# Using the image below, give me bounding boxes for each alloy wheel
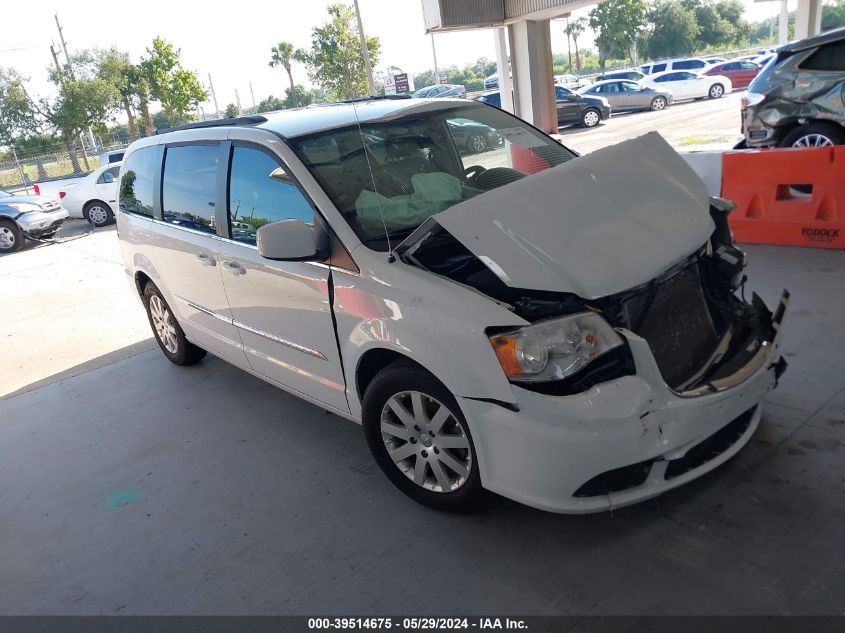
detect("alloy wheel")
[652,97,666,111]
[149,294,179,354]
[792,134,834,148]
[0,227,15,250]
[380,390,472,493]
[710,84,724,99]
[87,205,109,226]
[470,134,488,153]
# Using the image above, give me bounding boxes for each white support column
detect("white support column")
[779,0,789,45]
[494,28,514,114]
[795,0,823,40]
[509,19,557,133]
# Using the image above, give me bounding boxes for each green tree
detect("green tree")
[0,67,39,147]
[269,41,299,108]
[141,38,208,126]
[284,85,316,108]
[224,103,239,118]
[96,49,139,140]
[257,95,286,112]
[823,0,845,30]
[564,18,588,73]
[296,3,381,100]
[589,0,648,68]
[647,1,701,58]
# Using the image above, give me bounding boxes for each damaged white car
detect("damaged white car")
[117,98,788,513]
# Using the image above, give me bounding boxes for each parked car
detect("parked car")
[704,57,727,65]
[577,80,673,112]
[742,27,845,148]
[640,57,712,75]
[60,162,121,227]
[595,70,645,82]
[413,84,466,98]
[447,118,503,154]
[643,70,732,100]
[483,73,499,90]
[703,60,760,90]
[99,149,125,165]
[480,87,610,127]
[554,74,587,89]
[0,189,69,253]
[116,102,787,514]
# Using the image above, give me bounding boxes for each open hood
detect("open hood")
[410,132,714,299]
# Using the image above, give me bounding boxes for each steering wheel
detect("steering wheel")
[464,164,487,186]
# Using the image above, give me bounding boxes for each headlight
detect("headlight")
[489,312,623,382]
[741,92,765,109]
[7,202,43,214]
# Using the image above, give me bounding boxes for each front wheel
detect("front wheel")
[84,201,114,227]
[362,361,483,512]
[650,96,667,111]
[142,282,207,366]
[467,133,489,154]
[0,219,24,253]
[581,108,601,128]
[708,83,725,99]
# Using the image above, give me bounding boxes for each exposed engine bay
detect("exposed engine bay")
[402,198,783,395]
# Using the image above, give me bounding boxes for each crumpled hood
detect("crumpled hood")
[428,132,714,299]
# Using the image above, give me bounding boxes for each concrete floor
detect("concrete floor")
[1,244,844,615]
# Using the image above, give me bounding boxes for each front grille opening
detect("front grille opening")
[664,406,756,480]
[574,459,654,498]
[621,264,720,389]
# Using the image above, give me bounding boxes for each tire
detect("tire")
[708,83,725,99]
[581,108,601,128]
[0,219,24,254]
[650,96,667,111]
[362,360,483,512]
[467,133,489,154]
[780,122,845,149]
[142,282,207,366]
[84,201,114,227]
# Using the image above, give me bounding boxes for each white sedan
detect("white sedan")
[643,70,732,101]
[61,162,121,227]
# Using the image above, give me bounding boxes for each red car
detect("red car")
[704,60,761,90]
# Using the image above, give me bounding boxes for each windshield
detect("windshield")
[289,103,576,251]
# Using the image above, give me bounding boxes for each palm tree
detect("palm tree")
[565,18,587,74]
[269,42,298,108]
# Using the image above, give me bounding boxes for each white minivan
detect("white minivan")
[117,98,788,514]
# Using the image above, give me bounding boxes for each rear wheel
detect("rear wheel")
[84,201,114,227]
[0,219,23,253]
[142,282,207,366]
[650,96,667,111]
[780,122,845,148]
[708,83,725,99]
[467,133,489,154]
[581,108,601,128]
[362,361,483,512]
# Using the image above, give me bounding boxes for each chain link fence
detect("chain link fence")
[0,140,129,192]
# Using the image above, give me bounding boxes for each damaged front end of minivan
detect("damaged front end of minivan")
[395,133,788,511]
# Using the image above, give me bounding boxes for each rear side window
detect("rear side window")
[653,63,667,73]
[801,40,845,71]
[119,146,158,217]
[162,144,219,234]
[227,147,314,246]
[673,60,692,70]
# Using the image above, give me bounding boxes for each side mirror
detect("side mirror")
[257,219,320,261]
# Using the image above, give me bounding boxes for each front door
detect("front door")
[555,87,581,125]
[152,141,247,366]
[216,142,349,412]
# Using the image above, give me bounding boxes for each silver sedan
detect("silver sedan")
[578,80,673,112]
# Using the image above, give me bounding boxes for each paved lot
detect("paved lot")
[559,92,743,155]
[1,235,843,615]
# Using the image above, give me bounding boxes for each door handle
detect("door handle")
[196,253,216,266]
[222,261,246,276]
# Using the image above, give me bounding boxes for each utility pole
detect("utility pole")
[208,73,220,119]
[54,14,70,65]
[431,34,440,85]
[235,89,242,115]
[49,43,61,72]
[352,0,375,96]
[249,82,256,108]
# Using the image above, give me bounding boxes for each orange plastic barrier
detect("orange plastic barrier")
[721,146,845,249]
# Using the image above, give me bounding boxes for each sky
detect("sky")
[0,0,789,116]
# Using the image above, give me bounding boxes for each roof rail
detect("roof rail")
[155,115,268,135]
